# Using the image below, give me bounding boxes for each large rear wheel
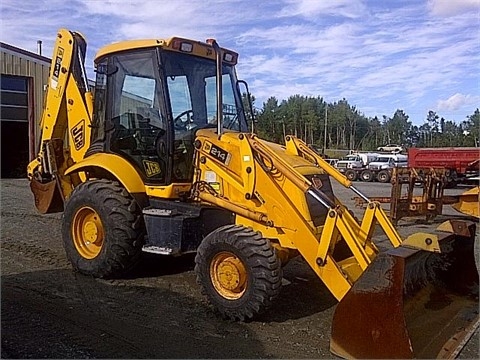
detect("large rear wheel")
[194,225,282,321]
[62,179,144,278]
[377,170,391,183]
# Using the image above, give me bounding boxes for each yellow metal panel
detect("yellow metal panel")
[452,186,479,218]
[95,39,166,61]
[95,37,238,64]
[403,232,440,252]
[65,153,145,194]
[145,184,192,198]
[65,76,93,163]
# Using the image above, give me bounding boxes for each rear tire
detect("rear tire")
[62,179,144,278]
[377,170,391,183]
[360,170,374,182]
[194,224,282,321]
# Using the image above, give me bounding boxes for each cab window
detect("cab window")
[108,49,167,183]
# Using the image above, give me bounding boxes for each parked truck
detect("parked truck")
[364,154,408,183]
[335,152,379,181]
[335,152,407,182]
[408,147,480,186]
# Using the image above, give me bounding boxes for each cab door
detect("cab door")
[104,49,170,184]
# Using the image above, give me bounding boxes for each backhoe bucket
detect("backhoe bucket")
[330,221,478,359]
[30,178,64,214]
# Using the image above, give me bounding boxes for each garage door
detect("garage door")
[1,75,31,178]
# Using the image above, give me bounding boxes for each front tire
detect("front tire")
[194,225,282,321]
[345,169,357,181]
[62,179,144,278]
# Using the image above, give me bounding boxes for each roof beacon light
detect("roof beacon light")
[180,42,193,52]
[224,53,233,62]
[172,40,193,53]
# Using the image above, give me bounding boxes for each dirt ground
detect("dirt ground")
[1,179,479,359]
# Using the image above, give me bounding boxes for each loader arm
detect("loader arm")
[27,29,93,213]
[285,136,403,248]
[193,131,399,300]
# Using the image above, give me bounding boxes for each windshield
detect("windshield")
[161,51,247,132]
[376,157,391,162]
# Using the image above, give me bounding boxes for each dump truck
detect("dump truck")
[28,29,478,358]
[408,147,480,186]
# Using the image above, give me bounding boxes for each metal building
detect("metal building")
[1,42,51,178]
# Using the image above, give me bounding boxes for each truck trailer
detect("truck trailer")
[408,147,480,186]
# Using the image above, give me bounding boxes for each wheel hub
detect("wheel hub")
[210,252,247,299]
[83,220,99,243]
[72,206,104,259]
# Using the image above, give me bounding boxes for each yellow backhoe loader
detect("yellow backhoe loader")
[28,29,479,358]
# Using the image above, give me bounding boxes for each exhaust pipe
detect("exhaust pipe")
[206,39,223,137]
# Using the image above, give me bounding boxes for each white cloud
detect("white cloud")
[436,93,480,111]
[0,0,478,124]
[278,0,368,19]
[428,0,480,16]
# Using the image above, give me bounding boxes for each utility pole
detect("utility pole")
[322,105,328,155]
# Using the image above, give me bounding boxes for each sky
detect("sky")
[1,0,479,125]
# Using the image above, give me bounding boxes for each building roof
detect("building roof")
[0,42,51,65]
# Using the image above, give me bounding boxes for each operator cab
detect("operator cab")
[89,38,248,186]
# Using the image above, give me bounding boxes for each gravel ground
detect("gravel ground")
[1,178,478,359]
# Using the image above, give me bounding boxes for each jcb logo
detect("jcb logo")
[71,120,85,151]
[143,160,161,177]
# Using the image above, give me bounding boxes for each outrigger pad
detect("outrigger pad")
[330,221,478,359]
[30,178,64,214]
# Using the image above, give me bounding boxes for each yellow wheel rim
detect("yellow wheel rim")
[210,251,248,300]
[72,206,104,259]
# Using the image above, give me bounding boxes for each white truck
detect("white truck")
[363,154,408,182]
[335,153,380,181]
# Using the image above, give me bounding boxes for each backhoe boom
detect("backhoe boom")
[28,29,93,213]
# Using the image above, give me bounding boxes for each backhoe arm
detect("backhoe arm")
[28,29,93,213]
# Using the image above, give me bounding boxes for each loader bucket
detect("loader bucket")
[330,221,478,359]
[452,186,479,219]
[30,178,64,214]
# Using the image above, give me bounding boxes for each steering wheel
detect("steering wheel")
[174,109,194,130]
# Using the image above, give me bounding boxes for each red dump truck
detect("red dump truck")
[408,147,480,186]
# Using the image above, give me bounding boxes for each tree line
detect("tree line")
[243,94,479,151]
